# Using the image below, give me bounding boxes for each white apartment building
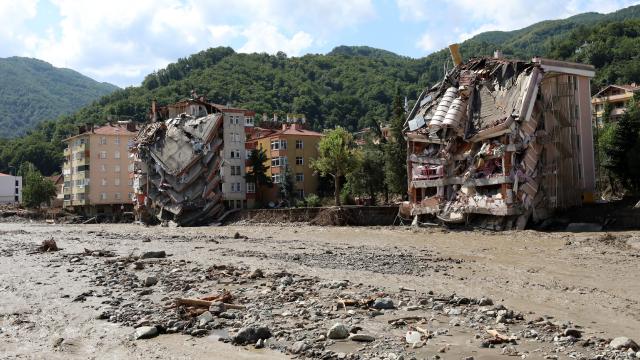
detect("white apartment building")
[0,173,22,204]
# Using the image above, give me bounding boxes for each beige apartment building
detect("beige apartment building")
[62,123,137,215]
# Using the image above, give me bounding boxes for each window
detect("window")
[114,192,121,200]
[100,192,107,200]
[296,156,303,165]
[99,151,107,159]
[297,189,304,199]
[115,136,120,145]
[296,173,304,182]
[296,140,303,149]
[230,165,241,176]
[232,133,241,142]
[271,156,288,167]
[235,200,241,208]
[100,136,107,145]
[271,174,282,184]
[230,150,240,159]
[114,178,120,186]
[114,165,121,173]
[246,150,252,160]
[245,117,254,126]
[114,151,120,159]
[101,164,106,172]
[101,178,107,186]
[270,139,287,150]
[128,179,133,186]
[230,182,242,192]
[247,182,256,193]
[75,179,84,188]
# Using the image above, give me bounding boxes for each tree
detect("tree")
[245,148,272,207]
[279,165,295,205]
[21,162,56,208]
[311,127,360,206]
[604,100,640,192]
[384,95,408,197]
[345,140,385,204]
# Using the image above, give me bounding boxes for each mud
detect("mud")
[0,222,638,359]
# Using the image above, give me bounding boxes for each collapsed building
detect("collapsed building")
[402,50,596,229]
[131,99,254,226]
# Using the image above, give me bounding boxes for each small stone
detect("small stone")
[372,297,394,310]
[327,323,349,340]
[280,276,293,286]
[464,357,474,360]
[198,311,214,326]
[249,269,264,279]
[131,262,144,270]
[563,328,582,338]
[610,337,639,351]
[209,301,226,316]
[438,346,446,353]
[232,325,271,345]
[140,250,166,259]
[143,276,158,287]
[349,334,375,342]
[291,341,309,354]
[478,298,493,306]
[134,326,158,340]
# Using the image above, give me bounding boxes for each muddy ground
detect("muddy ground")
[0,221,639,359]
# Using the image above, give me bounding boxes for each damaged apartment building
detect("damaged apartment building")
[402,48,596,229]
[131,98,255,226]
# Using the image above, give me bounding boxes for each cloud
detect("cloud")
[405,0,640,55]
[4,0,376,87]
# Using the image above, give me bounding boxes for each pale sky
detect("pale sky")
[0,0,637,87]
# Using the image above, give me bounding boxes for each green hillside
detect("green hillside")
[0,57,119,137]
[3,4,640,176]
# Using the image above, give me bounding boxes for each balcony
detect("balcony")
[72,143,87,152]
[63,148,71,156]
[73,185,89,194]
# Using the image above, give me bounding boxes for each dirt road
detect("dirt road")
[0,222,638,359]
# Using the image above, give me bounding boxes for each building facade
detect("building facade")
[591,84,640,126]
[0,173,22,204]
[62,123,137,215]
[250,123,323,206]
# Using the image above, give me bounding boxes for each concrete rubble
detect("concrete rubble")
[131,111,225,226]
[402,52,596,229]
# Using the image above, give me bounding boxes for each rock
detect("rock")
[131,262,144,270]
[372,297,394,310]
[140,251,166,259]
[209,301,225,316]
[327,323,349,340]
[438,346,447,353]
[198,311,214,327]
[291,341,309,354]
[143,276,158,287]
[349,334,375,342]
[464,357,474,360]
[255,338,265,349]
[134,326,158,340]
[478,298,493,306]
[610,337,639,351]
[501,346,518,356]
[249,268,264,279]
[564,328,582,338]
[233,232,242,239]
[191,329,207,337]
[280,276,293,286]
[232,325,272,345]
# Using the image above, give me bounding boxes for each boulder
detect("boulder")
[610,337,639,351]
[372,297,394,310]
[327,323,349,339]
[134,326,158,340]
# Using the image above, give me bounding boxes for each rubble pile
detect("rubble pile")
[132,112,225,226]
[55,249,634,360]
[404,56,594,229]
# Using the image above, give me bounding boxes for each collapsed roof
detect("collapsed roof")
[403,56,595,229]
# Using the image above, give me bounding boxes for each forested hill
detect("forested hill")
[0,57,119,138]
[3,4,640,176]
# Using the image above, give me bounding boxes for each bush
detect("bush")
[304,194,321,207]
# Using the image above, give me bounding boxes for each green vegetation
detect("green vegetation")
[311,127,360,206]
[0,57,118,137]
[20,162,57,208]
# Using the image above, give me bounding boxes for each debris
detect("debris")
[372,297,394,309]
[36,239,59,252]
[349,334,375,342]
[83,248,116,257]
[232,325,271,345]
[143,276,158,287]
[291,341,310,354]
[609,337,639,351]
[134,326,159,340]
[140,251,166,259]
[327,323,350,339]
[564,328,582,338]
[405,331,421,344]
[404,54,596,229]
